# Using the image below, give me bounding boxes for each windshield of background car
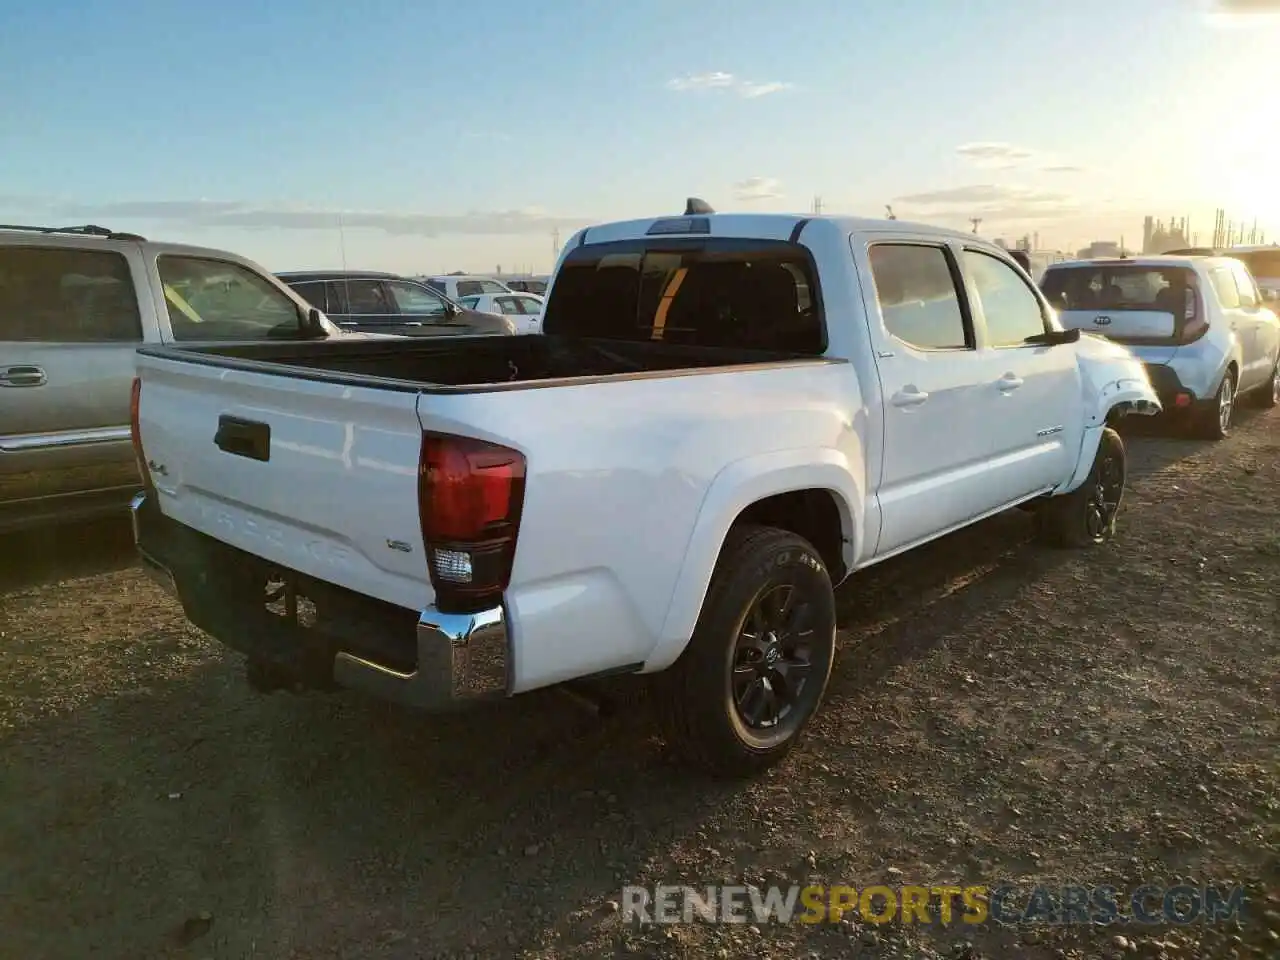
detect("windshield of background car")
[541,237,824,353]
[1040,265,1192,313]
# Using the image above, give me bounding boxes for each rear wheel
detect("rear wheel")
[1193,369,1235,440]
[655,525,836,778]
[1035,427,1126,549]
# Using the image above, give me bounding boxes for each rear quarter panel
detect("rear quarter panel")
[421,360,867,691]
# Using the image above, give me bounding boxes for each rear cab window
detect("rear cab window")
[1040,263,1196,343]
[540,237,825,353]
[0,246,142,342]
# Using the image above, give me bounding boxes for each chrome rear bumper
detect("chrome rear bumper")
[333,605,509,708]
[129,490,509,710]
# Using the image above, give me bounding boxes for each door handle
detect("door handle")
[0,365,47,387]
[891,387,929,408]
[997,374,1024,392]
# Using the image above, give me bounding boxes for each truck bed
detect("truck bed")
[136,335,824,393]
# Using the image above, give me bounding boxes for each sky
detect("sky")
[2,0,1279,274]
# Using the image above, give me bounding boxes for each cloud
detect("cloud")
[892,184,1079,222]
[1042,164,1083,173]
[667,72,792,98]
[1214,0,1280,12]
[955,142,1035,170]
[4,196,591,238]
[733,177,783,202]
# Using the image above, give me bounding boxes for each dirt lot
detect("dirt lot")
[2,410,1278,960]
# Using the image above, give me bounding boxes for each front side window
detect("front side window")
[867,243,969,350]
[387,280,448,318]
[962,250,1047,346]
[517,296,544,315]
[1209,268,1240,309]
[340,279,394,315]
[542,237,824,352]
[0,246,142,343]
[158,256,302,341]
[1230,262,1259,307]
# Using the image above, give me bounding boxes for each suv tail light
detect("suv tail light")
[130,377,152,488]
[1180,281,1209,343]
[418,432,526,613]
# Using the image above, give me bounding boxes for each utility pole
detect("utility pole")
[885,205,896,220]
[551,227,560,260]
[811,195,823,214]
[969,217,982,235]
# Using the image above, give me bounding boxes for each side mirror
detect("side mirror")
[1025,327,1081,347]
[444,301,460,317]
[303,306,330,338]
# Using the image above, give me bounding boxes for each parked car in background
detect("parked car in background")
[1040,255,1280,438]
[0,222,350,533]
[278,271,515,337]
[421,274,512,300]
[504,276,549,295]
[457,291,544,334]
[130,202,1161,777]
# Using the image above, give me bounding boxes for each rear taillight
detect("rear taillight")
[418,432,526,613]
[130,377,152,488]
[1180,282,1209,343]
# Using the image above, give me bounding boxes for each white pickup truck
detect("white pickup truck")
[129,203,1161,776]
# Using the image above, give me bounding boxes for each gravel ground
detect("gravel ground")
[1,409,1278,960]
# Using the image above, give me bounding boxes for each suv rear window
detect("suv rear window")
[541,238,824,353]
[1040,265,1191,314]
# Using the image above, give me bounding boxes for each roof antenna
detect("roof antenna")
[684,197,715,215]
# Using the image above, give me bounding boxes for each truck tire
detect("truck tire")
[1034,427,1125,549]
[655,524,837,778]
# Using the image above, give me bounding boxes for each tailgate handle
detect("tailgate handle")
[214,415,271,462]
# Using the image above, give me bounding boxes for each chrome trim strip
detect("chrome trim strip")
[333,603,510,709]
[0,425,130,453]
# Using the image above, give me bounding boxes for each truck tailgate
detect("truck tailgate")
[134,351,431,612]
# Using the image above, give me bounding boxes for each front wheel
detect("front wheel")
[1035,427,1126,549]
[655,525,837,778]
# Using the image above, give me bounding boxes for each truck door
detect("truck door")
[957,246,1080,501]
[854,239,1004,557]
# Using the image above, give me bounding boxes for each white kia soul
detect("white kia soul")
[1040,255,1280,439]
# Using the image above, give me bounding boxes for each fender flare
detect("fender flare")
[644,448,863,673]
[1059,378,1160,494]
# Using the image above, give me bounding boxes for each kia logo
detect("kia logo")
[1093,315,1112,326]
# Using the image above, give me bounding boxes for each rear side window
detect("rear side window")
[0,246,142,342]
[1040,265,1191,313]
[542,238,824,353]
[867,243,969,350]
[1208,268,1240,309]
